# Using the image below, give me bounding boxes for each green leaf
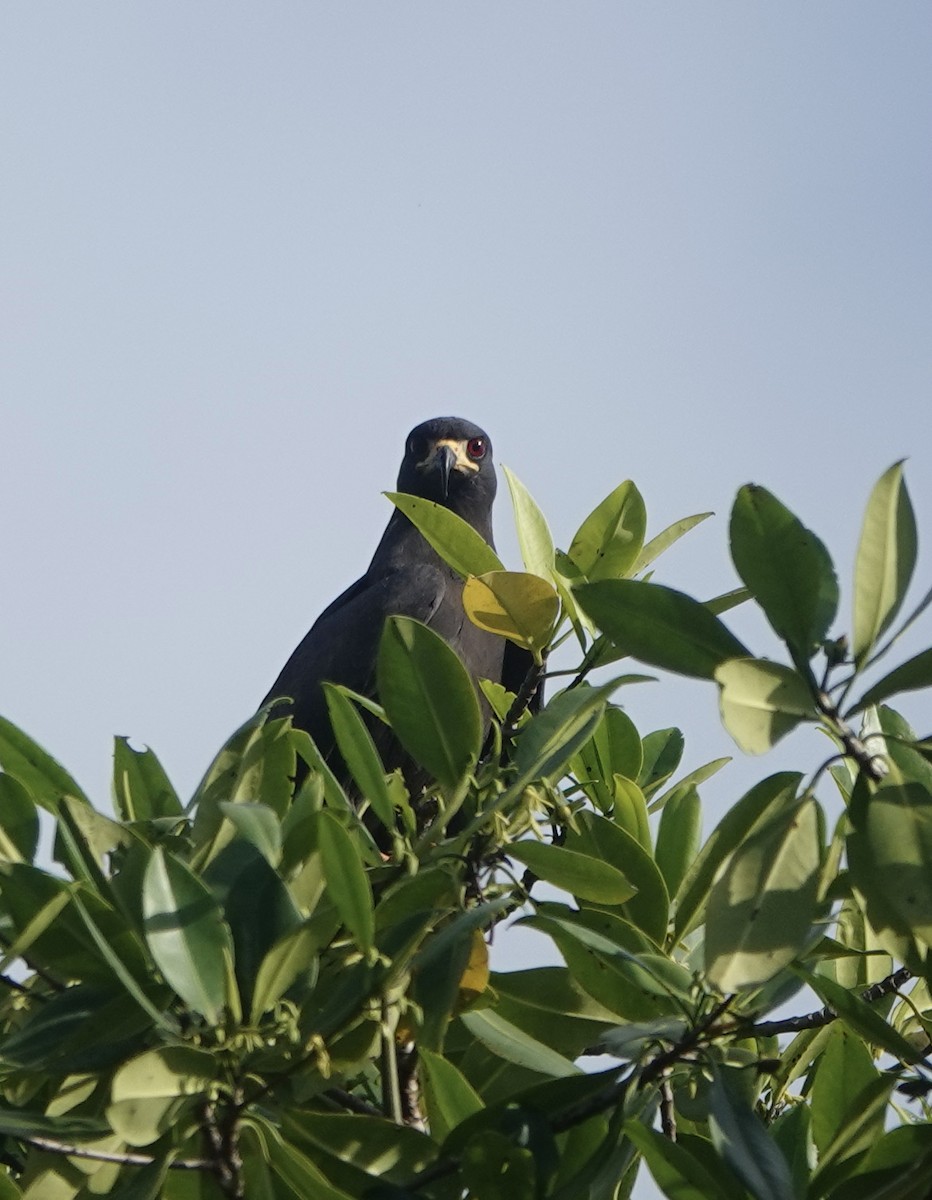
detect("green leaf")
[250,924,321,1022]
[637,727,685,797]
[633,512,713,575]
[322,684,395,829]
[730,483,838,665]
[852,461,917,665]
[112,738,182,822]
[705,586,753,616]
[386,491,504,576]
[848,646,932,715]
[708,1069,796,1200]
[512,684,615,784]
[811,1022,884,1155]
[715,657,818,754]
[705,797,822,991]
[316,809,374,953]
[377,616,482,794]
[565,811,669,945]
[577,579,749,680]
[848,769,932,949]
[625,1122,745,1200]
[142,847,233,1022]
[217,801,281,865]
[0,714,89,811]
[108,1047,215,1147]
[460,1008,581,1078]
[419,1047,484,1140]
[508,841,636,904]
[503,464,556,579]
[655,786,701,897]
[567,480,647,581]
[799,966,922,1064]
[463,570,559,656]
[0,773,39,862]
[673,771,803,941]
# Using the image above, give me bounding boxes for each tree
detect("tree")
[0,462,930,1200]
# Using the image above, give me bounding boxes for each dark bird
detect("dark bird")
[262,417,533,790]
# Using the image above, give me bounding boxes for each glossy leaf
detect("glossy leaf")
[378,616,481,793]
[852,461,917,665]
[142,848,233,1022]
[508,841,636,904]
[567,479,646,581]
[316,809,374,953]
[705,797,822,990]
[715,657,818,754]
[577,579,748,680]
[463,570,559,656]
[385,491,504,576]
[730,484,838,664]
[503,464,555,579]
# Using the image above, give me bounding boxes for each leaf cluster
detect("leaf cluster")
[0,464,929,1199]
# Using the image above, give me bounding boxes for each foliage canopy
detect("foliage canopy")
[0,461,931,1199]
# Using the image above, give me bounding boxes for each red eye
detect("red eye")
[466,437,487,460]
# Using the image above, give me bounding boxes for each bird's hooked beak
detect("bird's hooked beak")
[436,444,457,498]
[418,438,479,498]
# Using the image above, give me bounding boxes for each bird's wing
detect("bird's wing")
[261,563,447,751]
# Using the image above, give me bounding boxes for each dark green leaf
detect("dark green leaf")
[577,579,748,680]
[113,737,182,821]
[316,809,374,953]
[323,684,395,829]
[142,848,233,1022]
[848,646,932,715]
[512,683,614,783]
[0,714,89,811]
[730,483,838,664]
[460,1009,581,1078]
[378,616,481,794]
[419,1047,484,1140]
[708,1069,796,1200]
[0,773,39,862]
[655,786,701,897]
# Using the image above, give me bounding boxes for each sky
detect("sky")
[2,4,931,1178]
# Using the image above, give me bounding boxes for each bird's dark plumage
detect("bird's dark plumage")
[262,417,531,787]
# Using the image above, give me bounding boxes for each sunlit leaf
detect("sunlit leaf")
[0,715,89,812]
[567,480,646,581]
[852,461,917,665]
[386,491,503,576]
[503,465,556,579]
[633,512,713,575]
[463,571,559,656]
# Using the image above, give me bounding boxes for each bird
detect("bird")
[261,416,534,795]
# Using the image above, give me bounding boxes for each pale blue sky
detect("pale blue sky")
[4,1,931,820]
[3,9,932,1145]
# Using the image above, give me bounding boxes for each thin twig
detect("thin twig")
[740,966,915,1039]
[20,1135,208,1171]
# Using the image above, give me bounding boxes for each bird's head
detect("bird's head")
[397,418,497,518]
